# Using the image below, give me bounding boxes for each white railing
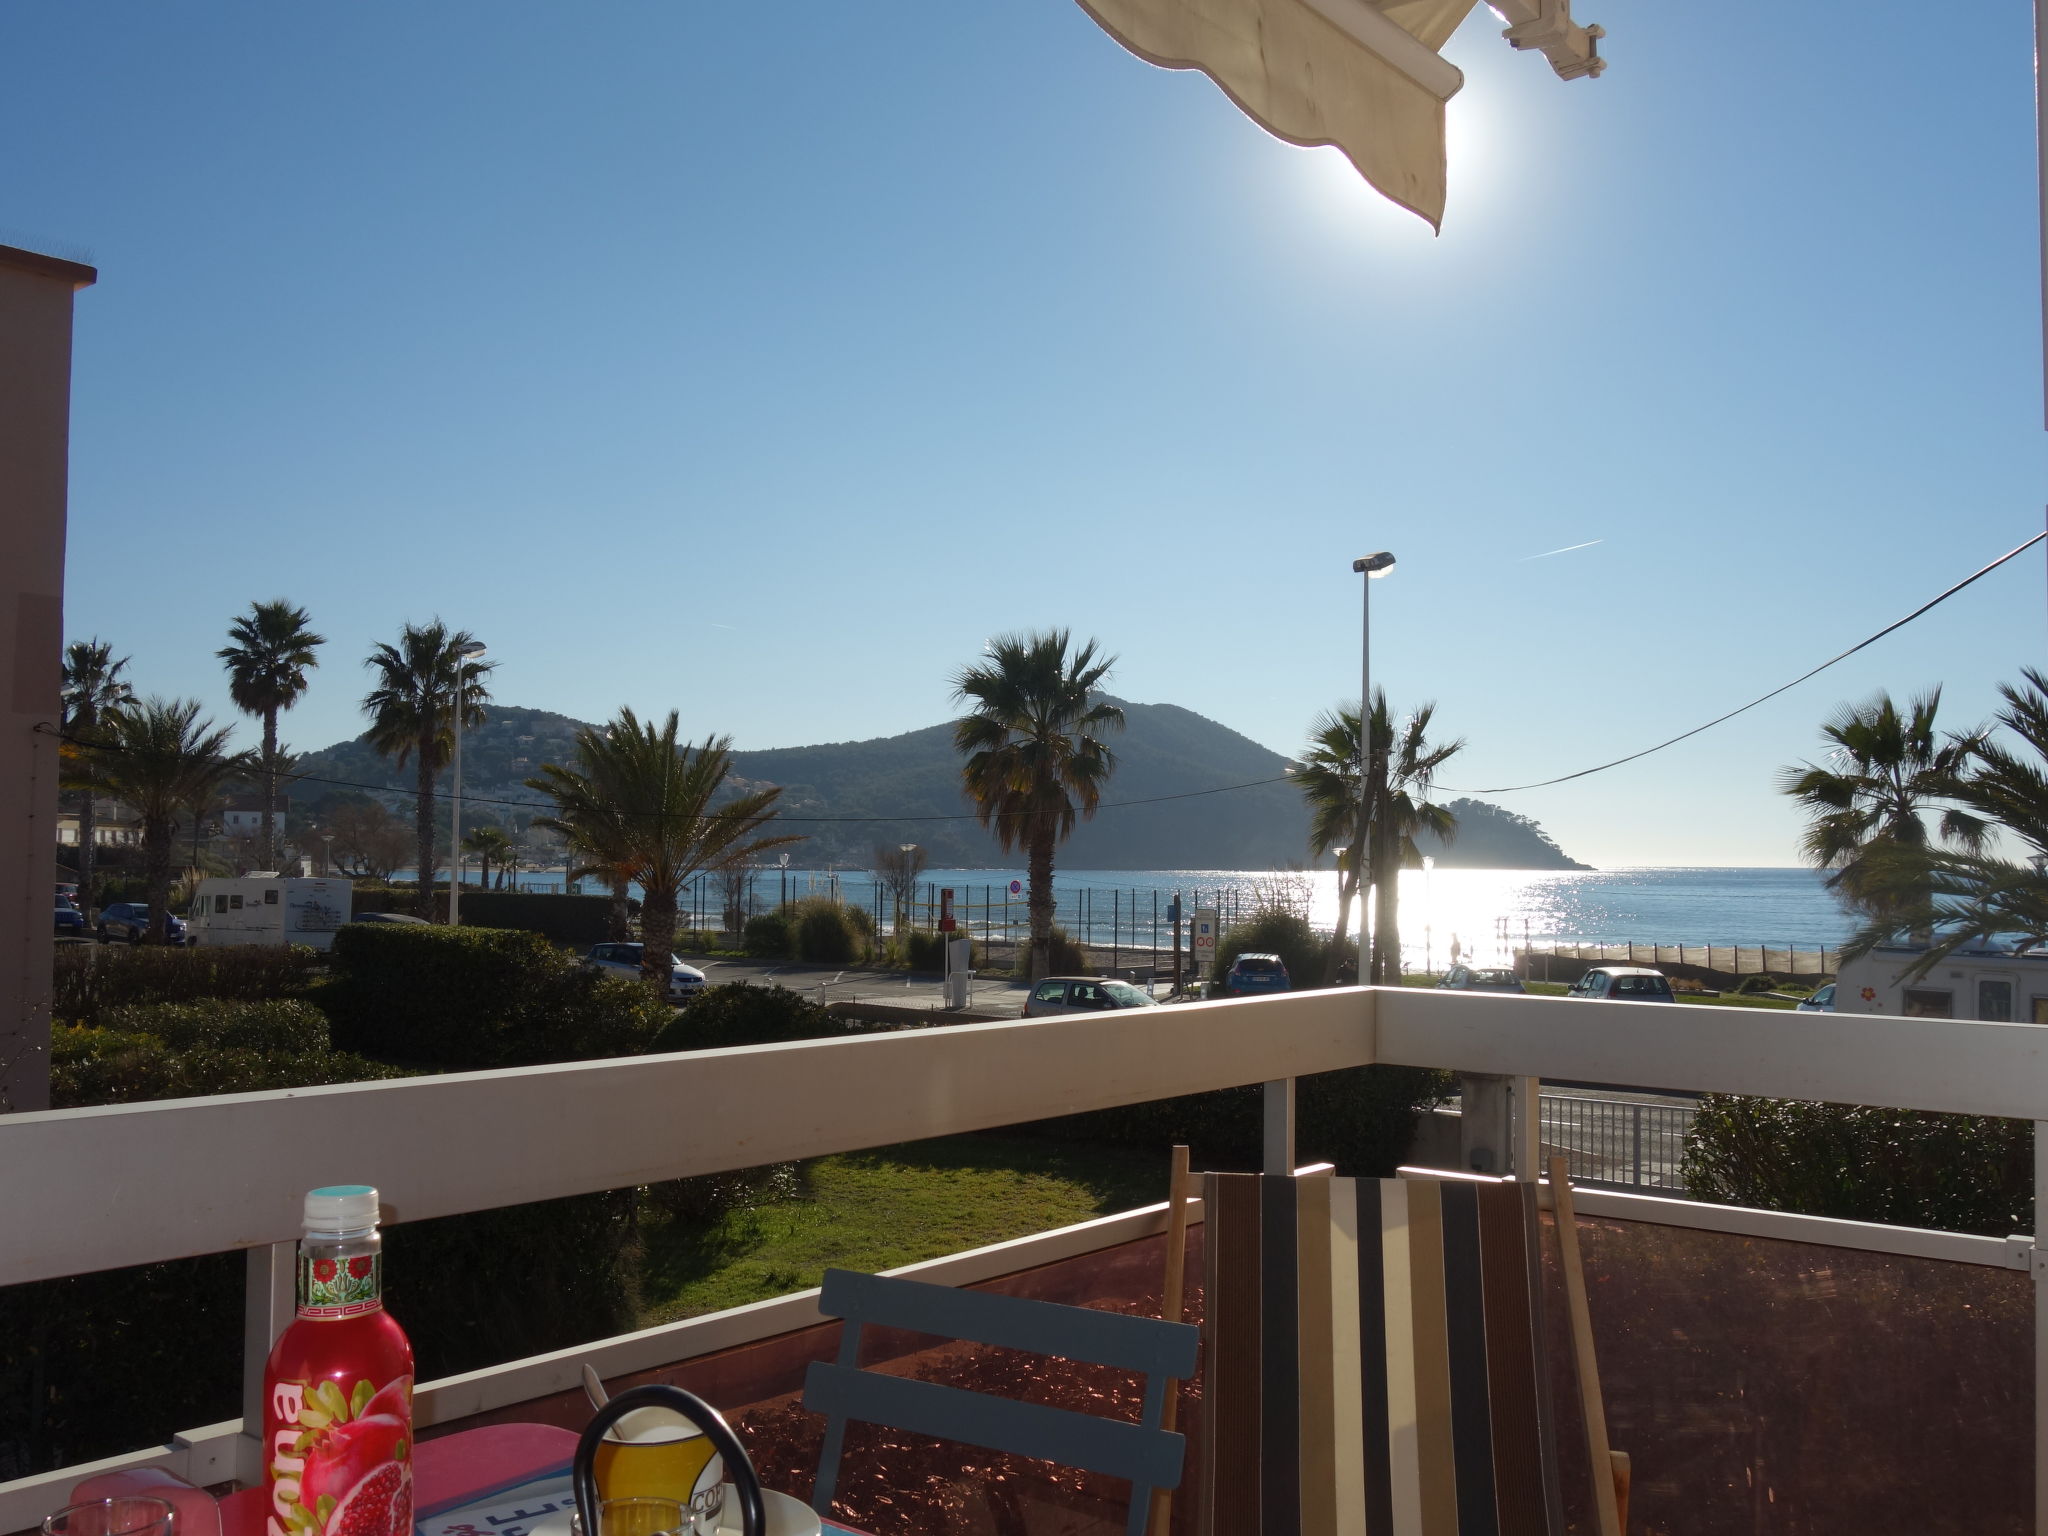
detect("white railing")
[4,986,2046,1531]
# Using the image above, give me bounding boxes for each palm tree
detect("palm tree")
[1845,670,2048,971]
[59,639,132,913]
[1362,692,1462,985]
[953,630,1123,982]
[1780,689,1986,920]
[362,622,495,919]
[529,709,799,985]
[91,698,250,942]
[1294,706,1368,984]
[463,825,513,890]
[218,600,325,872]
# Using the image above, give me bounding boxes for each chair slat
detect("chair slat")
[804,1361,1188,1487]
[817,1267,1198,1378]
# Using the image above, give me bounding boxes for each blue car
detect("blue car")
[1222,952,1291,996]
[97,903,188,944]
[54,905,85,936]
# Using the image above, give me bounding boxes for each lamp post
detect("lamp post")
[1352,551,1395,985]
[448,639,488,926]
[899,843,917,937]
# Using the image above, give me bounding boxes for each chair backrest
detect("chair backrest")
[1200,1173,1567,1536]
[804,1267,1201,1536]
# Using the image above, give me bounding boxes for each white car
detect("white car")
[584,942,707,1001]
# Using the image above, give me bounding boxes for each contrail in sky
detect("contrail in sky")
[1519,538,1604,561]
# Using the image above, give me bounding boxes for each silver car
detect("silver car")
[1565,966,1674,1002]
[1023,976,1159,1018]
[583,942,707,1000]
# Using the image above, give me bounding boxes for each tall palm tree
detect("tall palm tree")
[59,639,132,913]
[91,698,250,942]
[463,825,513,890]
[1363,692,1463,985]
[1780,689,1986,920]
[953,630,1123,982]
[1294,705,1367,984]
[1845,669,2048,970]
[529,710,798,985]
[218,600,325,872]
[362,622,495,919]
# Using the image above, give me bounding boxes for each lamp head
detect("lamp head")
[1352,552,1396,577]
[455,640,489,658]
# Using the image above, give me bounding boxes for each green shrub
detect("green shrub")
[451,891,615,945]
[348,882,426,917]
[1005,926,1084,977]
[1025,1065,1450,1178]
[98,998,331,1055]
[1210,910,1330,993]
[743,910,792,958]
[788,898,870,965]
[1682,1096,2033,1237]
[649,983,839,1052]
[53,944,324,1027]
[903,929,978,973]
[323,923,669,1067]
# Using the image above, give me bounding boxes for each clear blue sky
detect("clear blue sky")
[7,1,2044,868]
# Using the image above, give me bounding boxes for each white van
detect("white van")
[188,877,353,950]
[1833,943,2048,1024]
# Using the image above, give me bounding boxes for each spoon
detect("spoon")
[580,1363,609,1412]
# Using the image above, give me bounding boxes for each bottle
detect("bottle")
[262,1186,415,1536]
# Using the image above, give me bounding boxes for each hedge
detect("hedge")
[649,984,842,1053]
[53,944,323,1027]
[322,923,670,1068]
[1682,1096,2033,1237]
[446,891,616,946]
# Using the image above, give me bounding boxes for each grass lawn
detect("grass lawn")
[635,1132,1170,1325]
[1517,979,1799,1008]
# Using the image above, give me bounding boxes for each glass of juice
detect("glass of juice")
[591,1407,724,1530]
[44,1500,175,1536]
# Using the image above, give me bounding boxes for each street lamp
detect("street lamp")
[1352,551,1395,985]
[448,639,488,926]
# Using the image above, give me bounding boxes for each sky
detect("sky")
[6,1,2045,869]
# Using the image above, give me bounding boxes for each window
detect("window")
[229,894,243,910]
[1031,982,1067,1003]
[214,896,228,913]
[1072,983,1109,1007]
[1903,989,1953,1019]
[264,889,279,904]
[2033,997,2048,1026]
[1977,980,2015,1023]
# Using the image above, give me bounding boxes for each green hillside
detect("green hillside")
[287,700,1588,871]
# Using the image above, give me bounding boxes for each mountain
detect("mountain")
[287,701,1589,871]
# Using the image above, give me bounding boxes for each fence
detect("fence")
[1539,1092,1696,1193]
[1517,940,1839,977]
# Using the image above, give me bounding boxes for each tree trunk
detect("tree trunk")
[1321,856,1357,986]
[143,817,174,944]
[609,876,633,942]
[415,744,437,921]
[1371,822,1400,985]
[78,788,97,917]
[640,885,678,990]
[261,708,279,873]
[1027,827,1056,982]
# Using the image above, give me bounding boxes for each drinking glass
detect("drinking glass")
[592,1406,723,1530]
[44,1499,176,1536]
[571,1497,699,1536]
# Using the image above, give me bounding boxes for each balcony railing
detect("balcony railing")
[2,987,2043,1532]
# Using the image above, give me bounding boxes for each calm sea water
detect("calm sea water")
[502,864,1853,967]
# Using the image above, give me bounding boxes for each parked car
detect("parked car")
[1796,982,1837,1013]
[583,942,707,1000]
[1220,952,1291,996]
[1565,965,1674,1003]
[96,903,187,944]
[1437,966,1526,993]
[55,883,79,909]
[55,905,85,936]
[350,911,431,925]
[1023,977,1159,1018]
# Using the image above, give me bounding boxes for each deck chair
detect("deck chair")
[804,1266,1203,1536]
[1197,1164,1630,1536]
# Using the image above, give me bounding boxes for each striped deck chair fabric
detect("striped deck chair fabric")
[1199,1173,1567,1536]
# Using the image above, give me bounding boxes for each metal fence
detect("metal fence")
[1519,941,1838,977]
[1539,1092,1696,1193]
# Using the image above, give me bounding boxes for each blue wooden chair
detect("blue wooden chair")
[804,1267,1201,1536]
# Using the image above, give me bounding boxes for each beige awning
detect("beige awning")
[1074,0,1604,229]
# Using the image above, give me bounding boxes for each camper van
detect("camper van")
[1833,943,2048,1024]
[187,876,353,950]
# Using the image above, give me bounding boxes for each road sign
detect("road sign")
[1166,898,1181,924]
[938,888,957,932]
[1193,908,1219,953]
[1008,879,1022,896]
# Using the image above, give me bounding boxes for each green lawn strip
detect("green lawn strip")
[1518,980,1798,1008]
[636,1132,1168,1324]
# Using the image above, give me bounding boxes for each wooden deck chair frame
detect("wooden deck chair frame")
[1191,1159,1630,1536]
[804,1266,1202,1536]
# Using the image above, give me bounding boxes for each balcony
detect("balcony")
[2,987,2040,1534]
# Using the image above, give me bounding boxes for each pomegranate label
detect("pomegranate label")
[300,1254,383,1319]
[269,1373,413,1536]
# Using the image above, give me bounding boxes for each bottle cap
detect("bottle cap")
[303,1185,380,1233]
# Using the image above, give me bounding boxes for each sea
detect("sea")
[489,865,1855,970]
